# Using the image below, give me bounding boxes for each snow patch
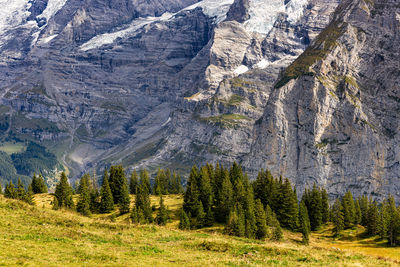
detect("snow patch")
[396,13,400,23]
[243,0,308,35]
[234,65,249,75]
[0,0,31,40]
[184,0,234,23]
[37,0,67,21]
[162,117,171,127]
[255,59,270,69]
[41,34,58,44]
[80,12,174,51]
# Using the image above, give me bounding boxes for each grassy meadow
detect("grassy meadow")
[0,194,399,266]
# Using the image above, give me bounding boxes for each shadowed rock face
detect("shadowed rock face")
[1,0,399,201]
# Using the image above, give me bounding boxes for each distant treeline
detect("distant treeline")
[1,163,399,246]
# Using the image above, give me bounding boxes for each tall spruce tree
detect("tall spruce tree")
[299,201,311,245]
[99,174,114,213]
[77,176,91,216]
[129,170,139,195]
[366,200,379,235]
[4,181,16,199]
[386,196,400,246]
[183,165,200,217]
[119,178,131,214]
[254,199,268,240]
[16,178,26,201]
[354,199,362,225]
[108,165,127,205]
[214,169,233,223]
[226,203,245,237]
[271,212,283,241]
[332,199,344,236]
[342,191,355,228]
[134,175,152,223]
[179,209,190,230]
[155,194,168,225]
[321,189,330,224]
[31,174,48,194]
[54,172,74,209]
[278,178,298,231]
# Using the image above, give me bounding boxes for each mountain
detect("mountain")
[0,0,398,200]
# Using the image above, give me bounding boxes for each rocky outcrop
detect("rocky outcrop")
[1,0,399,202]
[243,0,400,201]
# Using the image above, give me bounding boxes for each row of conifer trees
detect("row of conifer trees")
[1,162,399,246]
[180,163,400,246]
[1,174,48,204]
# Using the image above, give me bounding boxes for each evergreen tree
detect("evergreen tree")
[108,165,128,205]
[277,178,298,231]
[342,191,355,228]
[119,178,131,214]
[25,184,34,205]
[183,165,200,217]
[299,201,311,245]
[244,184,257,239]
[31,174,48,194]
[99,174,114,213]
[271,212,283,241]
[195,202,206,228]
[304,184,323,231]
[77,176,91,216]
[265,204,274,227]
[214,169,233,223]
[129,170,139,194]
[140,169,151,195]
[254,199,268,240]
[359,195,369,226]
[225,203,245,237]
[155,194,168,225]
[354,199,362,225]
[332,199,344,236]
[179,209,190,230]
[386,196,400,246]
[16,178,26,201]
[135,176,152,223]
[321,188,330,223]
[378,202,389,240]
[366,200,379,236]
[53,172,74,209]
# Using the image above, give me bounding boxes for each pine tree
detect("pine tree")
[254,199,268,240]
[4,181,16,199]
[179,209,190,230]
[129,170,139,194]
[225,203,245,237]
[54,172,74,209]
[332,199,344,236]
[366,200,379,236]
[99,174,114,213]
[299,201,311,245]
[119,178,131,214]
[278,178,298,231]
[354,199,362,225]
[16,178,26,201]
[342,191,355,228]
[77,176,91,216]
[135,176,153,223]
[183,165,200,217]
[155,195,168,225]
[271,212,283,241]
[386,196,400,246]
[108,165,128,205]
[244,184,257,239]
[265,204,273,227]
[25,184,34,205]
[321,188,330,224]
[359,195,369,226]
[214,169,233,223]
[31,174,48,194]
[304,184,323,231]
[195,202,206,229]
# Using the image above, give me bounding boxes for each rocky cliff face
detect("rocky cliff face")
[0,0,398,200]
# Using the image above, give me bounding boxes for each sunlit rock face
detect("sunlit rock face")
[2,0,399,202]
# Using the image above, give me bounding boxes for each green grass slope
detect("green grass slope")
[0,195,397,266]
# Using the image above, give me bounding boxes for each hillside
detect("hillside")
[0,194,398,266]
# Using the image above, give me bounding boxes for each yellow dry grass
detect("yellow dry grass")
[0,194,397,266]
